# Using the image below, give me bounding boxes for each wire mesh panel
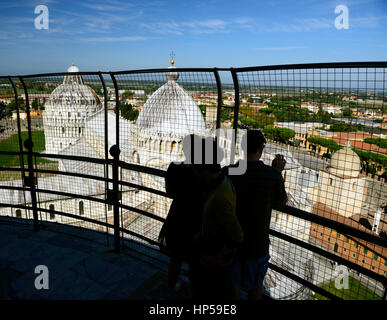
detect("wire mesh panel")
[11,70,112,233]
[267,218,385,300]
[111,68,219,169]
[19,72,106,158]
[234,64,387,299]
[111,68,222,250]
[0,76,30,222]
[0,77,24,174]
[0,63,386,300]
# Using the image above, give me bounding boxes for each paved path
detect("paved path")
[0,217,189,300]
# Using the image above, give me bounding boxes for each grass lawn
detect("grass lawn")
[0,131,56,167]
[312,276,382,300]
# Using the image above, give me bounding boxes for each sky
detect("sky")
[0,0,386,75]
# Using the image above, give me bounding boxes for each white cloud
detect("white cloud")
[261,18,333,32]
[141,22,183,35]
[81,2,135,11]
[141,17,254,35]
[253,46,309,51]
[79,36,148,42]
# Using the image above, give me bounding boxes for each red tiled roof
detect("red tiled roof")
[332,137,387,154]
[312,202,387,259]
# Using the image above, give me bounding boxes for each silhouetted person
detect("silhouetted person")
[225,129,287,300]
[189,137,244,300]
[161,135,205,291]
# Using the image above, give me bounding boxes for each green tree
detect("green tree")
[330,121,363,132]
[317,107,332,124]
[0,102,6,119]
[263,126,295,144]
[364,138,387,149]
[31,100,39,110]
[342,108,353,118]
[220,108,232,122]
[307,136,343,153]
[119,103,139,121]
[122,90,134,100]
[0,102,6,134]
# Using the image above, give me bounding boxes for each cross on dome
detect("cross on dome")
[170,51,175,65]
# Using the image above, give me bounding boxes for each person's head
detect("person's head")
[246,129,266,161]
[184,136,223,183]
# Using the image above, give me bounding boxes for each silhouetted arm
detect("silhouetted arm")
[272,170,287,210]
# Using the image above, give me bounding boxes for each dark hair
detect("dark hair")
[247,129,266,155]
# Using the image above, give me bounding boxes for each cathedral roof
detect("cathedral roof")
[136,63,205,135]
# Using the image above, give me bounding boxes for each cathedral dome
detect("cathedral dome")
[329,141,361,177]
[67,64,79,73]
[48,64,101,107]
[43,64,102,154]
[136,62,205,135]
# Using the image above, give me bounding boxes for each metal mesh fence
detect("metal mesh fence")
[0,63,386,300]
[234,65,386,299]
[111,70,221,253]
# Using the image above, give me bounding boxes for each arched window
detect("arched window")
[16,209,22,218]
[79,201,84,215]
[49,204,55,220]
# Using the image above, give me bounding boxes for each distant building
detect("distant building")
[321,104,342,115]
[274,122,324,148]
[309,143,387,277]
[11,110,27,120]
[302,103,319,113]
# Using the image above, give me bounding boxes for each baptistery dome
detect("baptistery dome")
[43,64,102,154]
[136,61,205,135]
[329,141,361,177]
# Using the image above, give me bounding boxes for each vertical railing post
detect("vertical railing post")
[230,68,240,165]
[19,76,39,231]
[230,68,240,133]
[109,73,121,252]
[110,73,120,150]
[98,72,110,240]
[8,77,25,181]
[213,68,222,129]
[108,145,121,253]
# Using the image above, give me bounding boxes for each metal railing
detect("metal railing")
[0,62,386,300]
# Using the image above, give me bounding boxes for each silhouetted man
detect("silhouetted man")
[189,137,244,300]
[161,135,205,290]
[225,129,287,300]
